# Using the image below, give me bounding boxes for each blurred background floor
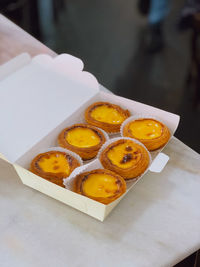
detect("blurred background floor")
[42,0,200,154]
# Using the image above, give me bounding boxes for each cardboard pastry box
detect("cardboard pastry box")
[0,53,180,221]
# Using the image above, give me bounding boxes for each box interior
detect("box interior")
[15,90,179,166]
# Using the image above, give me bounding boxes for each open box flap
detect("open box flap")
[0,53,31,81]
[0,54,99,163]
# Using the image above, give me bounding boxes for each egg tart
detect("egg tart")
[30,150,80,187]
[85,102,130,133]
[74,169,126,204]
[58,124,106,160]
[122,118,171,151]
[100,139,150,180]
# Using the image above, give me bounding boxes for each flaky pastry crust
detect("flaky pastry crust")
[30,151,80,187]
[85,102,130,133]
[100,139,150,180]
[58,124,106,160]
[123,118,171,151]
[73,169,126,204]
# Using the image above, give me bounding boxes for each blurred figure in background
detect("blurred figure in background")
[179,0,200,30]
[147,0,169,53]
[179,0,200,108]
[138,0,170,53]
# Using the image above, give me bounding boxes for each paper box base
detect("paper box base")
[13,164,123,221]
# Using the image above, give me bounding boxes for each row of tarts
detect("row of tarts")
[30,101,171,204]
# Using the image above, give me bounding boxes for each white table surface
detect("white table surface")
[0,135,200,267]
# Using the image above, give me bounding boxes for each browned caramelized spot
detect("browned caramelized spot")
[116,180,122,186]
[125,146,133,152]
[133,151,139,154]
[66,155,73,165]
[53,165,60,170]
[54,160,58,164]
[105,189,111,193]
[120,153,133,164]
[147,133,153,136]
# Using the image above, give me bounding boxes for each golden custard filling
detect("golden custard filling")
[107,141,141,169]
[66,127,100,148]
[91,105,126,124]
[82,173,120,198]
[38,153,70,175]
[129,119,163,139]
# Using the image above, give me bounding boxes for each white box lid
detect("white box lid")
[0,53,99,162]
